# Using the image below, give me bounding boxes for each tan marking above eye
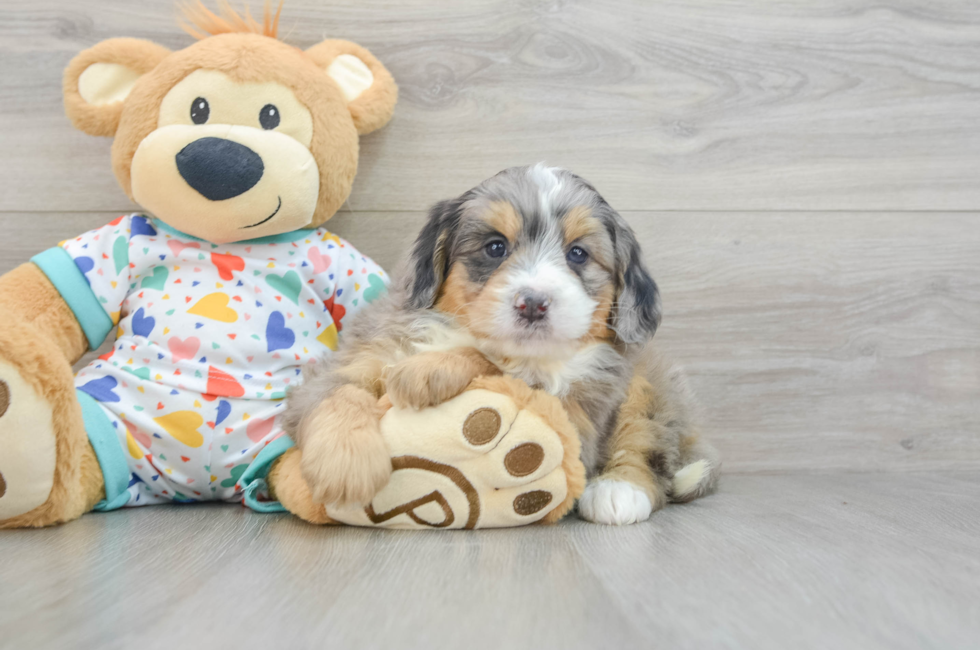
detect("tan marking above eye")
[563,206,615,272]
[562,205,599,244]
[158,69,314,147]
[484,201,522,242]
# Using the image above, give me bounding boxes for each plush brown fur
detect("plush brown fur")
[267,448,336,524]
[104,34,361,231]
[2,5,404,528]
[63,38,172,138]
[63,20,397,232]
[0,264,89,362]
[305,40,399,136]
[0,264,106,527]
[0,317,104,529]
[180,0,284,40]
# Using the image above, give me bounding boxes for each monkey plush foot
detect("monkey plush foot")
[0,321,104,528]
[271,376,586,529]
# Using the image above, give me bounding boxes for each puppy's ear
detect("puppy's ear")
[305,40,398,135]
[404,198,463,310]
[609,212,661,344]
[64,38,170,137]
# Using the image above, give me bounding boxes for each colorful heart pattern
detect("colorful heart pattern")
[131,307,155,337]
[141,266,168,290]
[168,336,200,362]
[188,293,238,323]
[265,311,295,352]
[211,252,245,281]
[308,247,331,274]
[62,214,387,507]
[265,270,301,304]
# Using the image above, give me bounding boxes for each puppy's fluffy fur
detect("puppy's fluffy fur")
[285,165,720,525]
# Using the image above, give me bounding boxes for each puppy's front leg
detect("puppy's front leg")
[297,384,392,507]
[385,348,500,410]
[578,377,667,526]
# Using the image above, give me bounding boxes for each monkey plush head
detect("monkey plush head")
[62,2,397,244]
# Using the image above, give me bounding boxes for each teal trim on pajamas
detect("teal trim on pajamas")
[31,247,114,350]
[76,389,131,511]
[240,435,296,513]
[152,217,313,245]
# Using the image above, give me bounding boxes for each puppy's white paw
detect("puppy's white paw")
[578,479,652,525]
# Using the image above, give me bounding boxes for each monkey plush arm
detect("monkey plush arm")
[1,214,151,365]
[0,262,89,364]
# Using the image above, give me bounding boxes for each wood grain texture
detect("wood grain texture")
[1,210,977,472]
[3,0,980,212]
[0,473,977,650]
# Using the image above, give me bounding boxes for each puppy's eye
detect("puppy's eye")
[260,104,280,130]
[190,97,209,124]
[567,246,589,265]
[485,240,507,258]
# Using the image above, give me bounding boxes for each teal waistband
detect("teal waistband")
[32,247,113,350]
[239,435,295,513]
[76,389,131,511]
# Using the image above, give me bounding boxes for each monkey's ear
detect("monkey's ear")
[63,38,170,137]
[305,40,398,136]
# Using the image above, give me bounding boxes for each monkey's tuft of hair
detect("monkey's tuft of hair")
[179,0,285,41]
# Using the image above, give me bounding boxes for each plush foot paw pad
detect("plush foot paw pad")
[0,362,58,520]
[324,387,575,529]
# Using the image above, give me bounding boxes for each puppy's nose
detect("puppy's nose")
[176,137,264,201]
[514,292,551,323]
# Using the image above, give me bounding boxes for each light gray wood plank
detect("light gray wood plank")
[0,473,977,649]
[568,472,980,650]
[2,210,976,472]
[3,0,980,212]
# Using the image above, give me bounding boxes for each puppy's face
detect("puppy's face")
[405,165,661,355]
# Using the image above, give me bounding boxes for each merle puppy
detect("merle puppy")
[286,165,719,525]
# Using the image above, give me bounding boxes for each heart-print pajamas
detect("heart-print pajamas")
[32,214,386,509]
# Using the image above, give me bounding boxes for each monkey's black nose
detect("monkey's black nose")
[176,137,264,201]
[515,292,551,323]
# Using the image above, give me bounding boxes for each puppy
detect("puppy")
[285,164,720,525]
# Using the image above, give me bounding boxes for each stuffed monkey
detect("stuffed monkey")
[0,4,583,530]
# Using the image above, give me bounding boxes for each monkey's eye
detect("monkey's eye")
[190,97,209,124]
[567,246,589,265]
[485,240,507,259]
[260,104,280,130]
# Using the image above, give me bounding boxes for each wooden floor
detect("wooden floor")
[1,473,978,650]
[1,1,979,648]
